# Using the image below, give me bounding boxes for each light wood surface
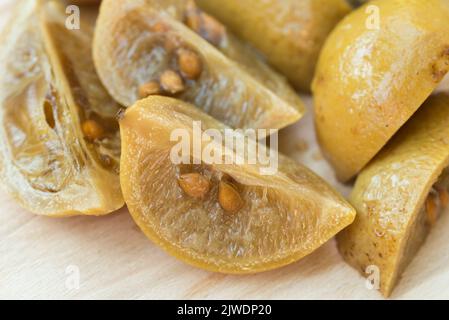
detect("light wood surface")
[1,1,449,300]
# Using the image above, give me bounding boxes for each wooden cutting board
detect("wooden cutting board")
[1,1,449,300]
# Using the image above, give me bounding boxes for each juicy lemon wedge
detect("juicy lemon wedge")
[338,93,449,296]
[94,0,304,132]
[119,96,355,273]
[313,0,449,181]
[0,0,123,216]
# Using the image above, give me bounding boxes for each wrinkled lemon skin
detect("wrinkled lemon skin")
[337,94,449,297]
[0,0,123,216]
[196,0,351,92]
[313,0,449,181]
[119,96,355,274]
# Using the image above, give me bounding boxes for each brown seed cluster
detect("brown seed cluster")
[139,70,186,99]
[139,51,203,98]
[185,0,225,47]
[82,119,104,141]
[139,13,206,100]
[178,172,244,214]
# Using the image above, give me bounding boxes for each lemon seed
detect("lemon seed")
[198,13,225,47]
[178,173,210,198]
[425,194,437,226]
[218,181,244,214]
[177,48,202,80]
[82,119,104,141]
[139,81,161,98]
[160,70,185,94]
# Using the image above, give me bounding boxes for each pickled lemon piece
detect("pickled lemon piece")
[120,96,355,273]
[0,0,123,216]
[196,0,351,91]
[313,0,449,181]
[337,94,449,296]
[94,0,304,131]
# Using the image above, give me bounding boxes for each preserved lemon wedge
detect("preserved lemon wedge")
[94,0,304,131]
[0,0,123,216]
[119,96,355,273]
[313,0,449,181]
[337,93,449,296]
